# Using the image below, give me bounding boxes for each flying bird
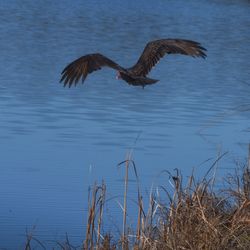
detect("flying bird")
[60,39,206,88]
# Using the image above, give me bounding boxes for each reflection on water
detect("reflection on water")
[0,0,250,248]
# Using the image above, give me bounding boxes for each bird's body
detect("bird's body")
[118,71,159,86]
[60,39,206,88]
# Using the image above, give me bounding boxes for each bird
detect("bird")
[60,38,207,88]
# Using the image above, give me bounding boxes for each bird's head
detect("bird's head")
[116,71,121,80]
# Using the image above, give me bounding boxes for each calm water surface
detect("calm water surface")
[0,0,250,248]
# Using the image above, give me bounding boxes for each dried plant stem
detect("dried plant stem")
[97,181,106,248]
[122,153,130,249]
[84,182,106,250]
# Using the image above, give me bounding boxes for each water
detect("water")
[0,0,250,248]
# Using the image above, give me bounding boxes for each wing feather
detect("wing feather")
[129,39,207,77]
[60,53,124,87]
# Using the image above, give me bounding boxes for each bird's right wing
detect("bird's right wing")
[60,53,125,87]
[129,39,207,77]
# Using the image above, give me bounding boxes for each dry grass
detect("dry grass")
[25,148,250,249]
[84,150,250,250]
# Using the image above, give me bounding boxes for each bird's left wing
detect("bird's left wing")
[60,53,125,87]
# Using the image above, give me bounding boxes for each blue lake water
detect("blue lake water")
[0,0,250,248]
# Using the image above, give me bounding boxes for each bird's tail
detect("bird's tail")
[133,77,159,86]
[143,77,159,84]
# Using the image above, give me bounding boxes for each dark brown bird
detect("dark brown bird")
[60,39,206,88]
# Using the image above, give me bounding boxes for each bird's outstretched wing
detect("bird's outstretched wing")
[60,53,125,87]
[129,39,207,77]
